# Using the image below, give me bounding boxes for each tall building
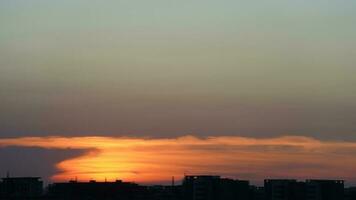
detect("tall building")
[264,179,306,200]
[306,180,344,200]
[0,177,43,199]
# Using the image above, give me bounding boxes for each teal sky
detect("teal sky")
[1,0,356,139]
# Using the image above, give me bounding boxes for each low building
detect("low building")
[219,178,250,200]
[264,179,306,200]
[249,186,264,200]
[47,180,148,200]
[0,177,43,199]
[146,185,182,200]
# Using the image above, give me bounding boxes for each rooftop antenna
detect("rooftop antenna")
[6,171,10,178]
[172,176,175,187]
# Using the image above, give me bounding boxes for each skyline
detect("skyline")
[1,0,356,188]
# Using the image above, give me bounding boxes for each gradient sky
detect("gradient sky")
[1,0,356,184]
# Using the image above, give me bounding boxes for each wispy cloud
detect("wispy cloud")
[1,136,356,184]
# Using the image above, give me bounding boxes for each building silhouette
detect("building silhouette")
[147,185,182,200]
[219,178,250,200]
[47,179,181,200]
[249,186,264,200]
[0,177,43,200]
[345,187,356,200]
[183,175,220,200]
[182,175,250,200]
[306,180,344,200]
[47,180,148,200]
[264,179,306,200]
[264,179,344,200]
[0,174,350,200]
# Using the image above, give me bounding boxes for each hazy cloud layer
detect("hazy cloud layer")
[1,136,356,185]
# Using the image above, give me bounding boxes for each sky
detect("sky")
[0,0,356,184]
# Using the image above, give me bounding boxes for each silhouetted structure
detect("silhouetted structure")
[219,178,250,200]
[183,175,220,200]
[147,185,182,200]
[47,180,148,200]
[306,180,344,200]
[0,174,350,200]
[264,179,345,200]
[0,177,43,200]
[264,179,306,200]
[345,187,356,200]
[249,186,264,200]
[182,175,250,200]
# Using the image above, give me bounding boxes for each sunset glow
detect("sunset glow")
[1,136,356,184]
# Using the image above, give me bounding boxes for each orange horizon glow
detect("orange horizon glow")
[1,135,356,183]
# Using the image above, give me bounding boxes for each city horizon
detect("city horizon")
[0,174,352,187]
[0,174,352,199]
[2,135,356,186]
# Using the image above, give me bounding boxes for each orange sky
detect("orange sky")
[1,136,356,184]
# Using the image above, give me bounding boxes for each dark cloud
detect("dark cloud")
[0,146,85,182]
